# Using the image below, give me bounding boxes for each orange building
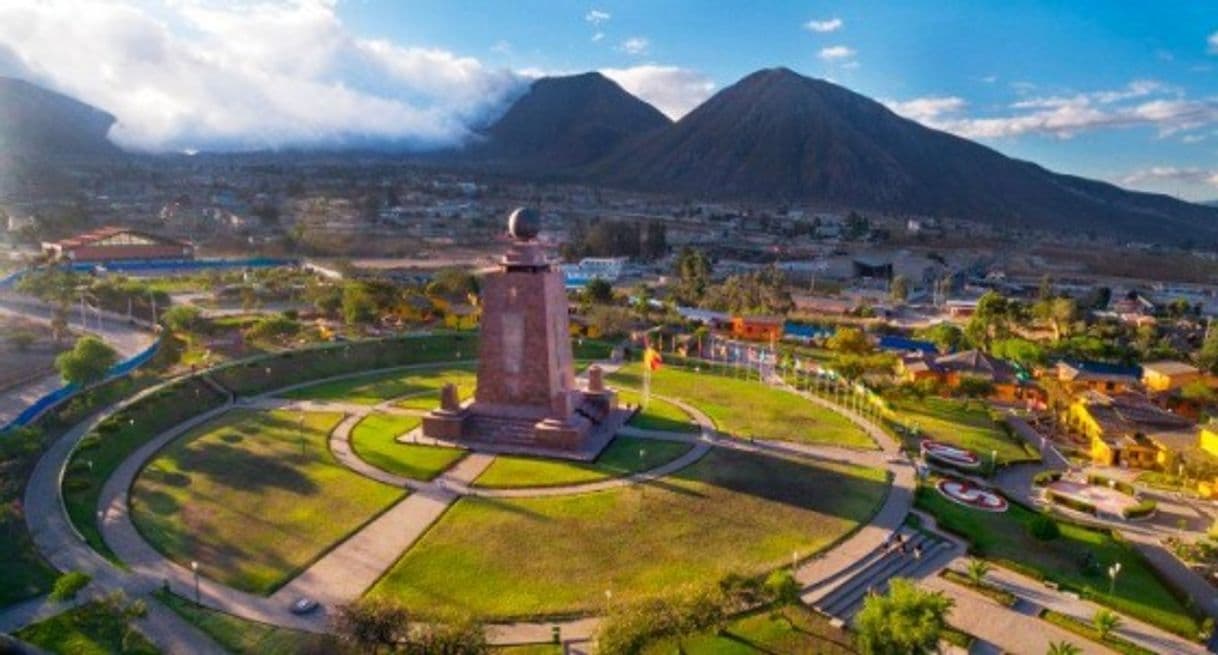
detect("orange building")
[42,226,194,262]
[730,315,784,342]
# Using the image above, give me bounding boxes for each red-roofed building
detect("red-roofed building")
[42,227,194,263]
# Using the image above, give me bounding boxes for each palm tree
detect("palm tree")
[1046,640,1082,655]
[965,558,992,586]
[1093,608,1122,639]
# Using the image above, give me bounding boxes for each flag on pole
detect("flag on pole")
[644,346,663,371]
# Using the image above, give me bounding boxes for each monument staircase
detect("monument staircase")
[463,414,539,445]
[808,528,956,621]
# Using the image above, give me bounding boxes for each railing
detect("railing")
[1,337,163,432]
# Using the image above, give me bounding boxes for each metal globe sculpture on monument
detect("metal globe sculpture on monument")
[508,206,541,241]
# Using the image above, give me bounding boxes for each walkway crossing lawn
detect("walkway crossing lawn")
[891,397,1036,465]
[154,589,335,655]
[15,601,159,655]
[369,448,889,617]
[280,364,475,406]
[607,364,875,449]
[616,388,700,433]
[641,605,857,654]
[914,485,1201,638]
[351,413,466,480]
[472,436,696,488]
[130,410,405,595]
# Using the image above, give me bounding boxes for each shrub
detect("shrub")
[49,571,91,601]
[1122,499,1157,520]
[1029,514,1061,540]
[1033,470,1063,486]
[1086,474,1136,496]
[1047,489,1097,515]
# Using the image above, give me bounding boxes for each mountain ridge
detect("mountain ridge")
[0,77,120,157]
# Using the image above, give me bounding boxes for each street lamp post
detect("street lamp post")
[1108,562,1122,595]
[191,560,200,605]
[991,449,998,474]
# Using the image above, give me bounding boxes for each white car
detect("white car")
[290,597,319,615]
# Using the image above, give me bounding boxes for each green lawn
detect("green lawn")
[891,397,1036,465]
[154,589,335,655]
[616,388,700,433]
[0,520,57,607]
[281,364,475,406]
[15,601,159,655]
[393,368,478,411]
[642,605,857,654]
[369,448,889,618]
[62,377,230,562]
[473,436,696,488]
[351,413,466,480]
[915,484,1201,638]
[607,364,874,449]
[130,410,404,594]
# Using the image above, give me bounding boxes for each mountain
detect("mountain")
[462,72,671,170]
[1205,200,1218,208]
[589,67,1218,244]
[0,77,120,156]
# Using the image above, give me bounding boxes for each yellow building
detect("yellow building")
[1066,390,1196,469]
[1141,360,1202,393]
[442,303,479,330]
[1201,422,1218,459]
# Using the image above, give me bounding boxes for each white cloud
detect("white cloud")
[491,40,511,55]
[592,32,605,43]
[804,18,843,33]
[601,65,715,119]
[884,96,967,123]
[1209,31,1218,54]
[888,80,1218,140]
[818,45,855,61]
[620,37,649,55]
[585,9,611,25]
[1119,166,1218,187]
[0,0,526,152]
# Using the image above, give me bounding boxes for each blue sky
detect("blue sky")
[1,1,1215,200]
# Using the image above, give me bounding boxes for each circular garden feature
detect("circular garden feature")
[936,478,1008,512]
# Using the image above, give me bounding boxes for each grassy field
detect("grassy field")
[369,448,889,617]
[154,589,335,654]
[915,485,1200,638]
[282,364,475,406]
[616,388,700,433]
[350,413,466,480]
[15,601,159,655]
[890,396,1035,465]
[393,368,478,410]
[642,605,857,654]
[130,410,404,594]
[62,377,230,562]
[473,436,695,488]
[607,364,874,449]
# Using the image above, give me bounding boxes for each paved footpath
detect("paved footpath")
[13,357,924,651]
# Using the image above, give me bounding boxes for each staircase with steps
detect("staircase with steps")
[463,414,539,445]
[811,529,956,621]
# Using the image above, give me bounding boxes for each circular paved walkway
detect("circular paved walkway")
[24,357,916,648]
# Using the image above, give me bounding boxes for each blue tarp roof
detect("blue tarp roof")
[878,335,940,354]
[783,323,834,339]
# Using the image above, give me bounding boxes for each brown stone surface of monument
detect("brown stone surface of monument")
[421,207,623,460]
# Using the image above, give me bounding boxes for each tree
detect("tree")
[1046,641,1083,655]
[1049,297,1079,341]
[333,598,410,654]
[1092,608,1122,640]
[673,247,712,305]
[55,336,118,386]
[916,323,968,353]
[966,291,1012,348]
[342,282,378,325]
[854,578,954,655]
[890,275,909,303]
[827,327,873,354]
[161,305,202,333]
[428,268,479,299]
[1198,324,1218,374]
[965,558,991,586]
[990,338,1044,368]
[1181,380,1216,404]
[582,278,614,305]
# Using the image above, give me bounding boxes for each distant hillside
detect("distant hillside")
[0,77,119,156]
[461,72,671,170]
[587,67,1218,245]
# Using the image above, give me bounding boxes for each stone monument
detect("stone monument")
[422,207,623,459]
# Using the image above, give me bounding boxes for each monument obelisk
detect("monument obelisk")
[422,207,622,459]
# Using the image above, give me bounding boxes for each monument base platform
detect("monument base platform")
[419,403,630,462]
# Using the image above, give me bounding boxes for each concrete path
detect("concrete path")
[0,298,155,426]
[15,355,918,651]
[923,575,1113,655]
[974,562,1209,654]
[18,380,229,653]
